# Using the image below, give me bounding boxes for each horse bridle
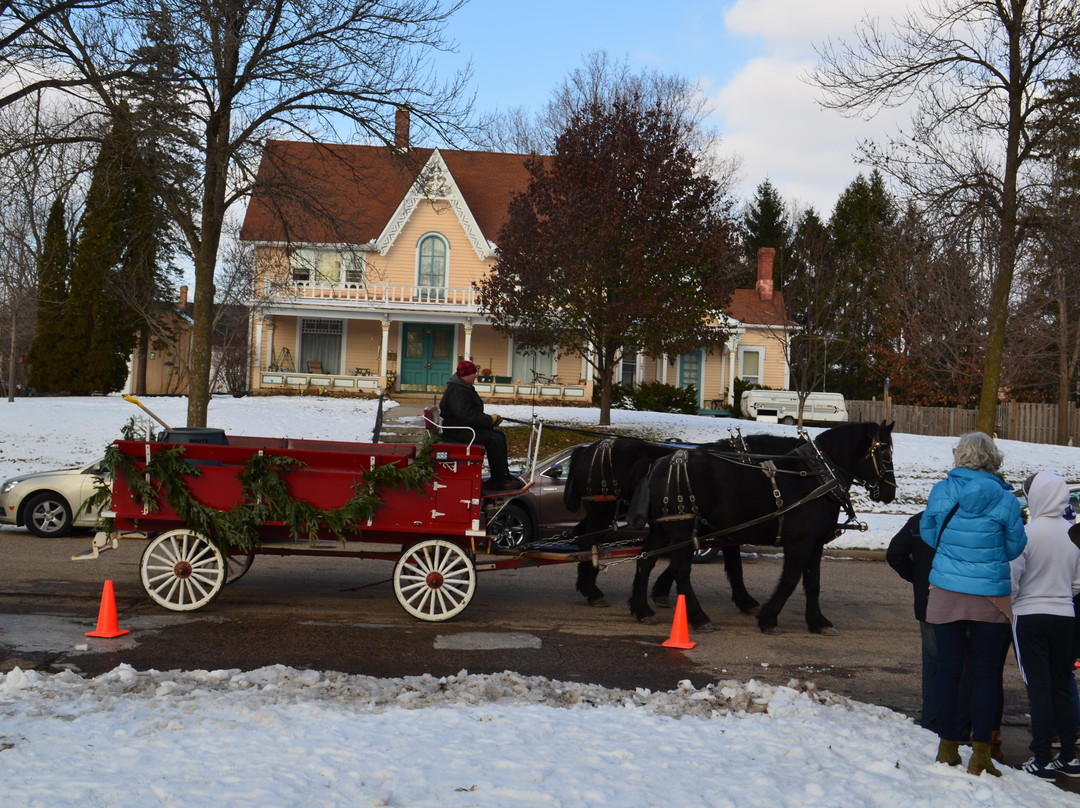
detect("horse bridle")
[856,435,896,500]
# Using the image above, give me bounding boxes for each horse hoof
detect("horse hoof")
[692,622,715,633]
[814,626,840,636]
[637,615,657,625]
[759,625,782,635]
[652,595,671,608]
[588,598,610,608]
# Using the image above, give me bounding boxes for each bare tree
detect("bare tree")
[812,0,1080,434]
[15,0,475,425]
[209,220,255,395]
[0,94,94,400]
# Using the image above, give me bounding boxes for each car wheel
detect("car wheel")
[25,492,73,537]
[781,416,796,426]
[488,502,533,550]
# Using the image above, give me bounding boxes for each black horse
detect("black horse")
[563,432,797,612]
[649,432,803,614]
[563,437,674,606]
[628,420,895,634]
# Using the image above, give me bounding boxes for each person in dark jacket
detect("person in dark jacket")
[438,360,516,490]
[887,512,971,734]
[920,431,1026,777]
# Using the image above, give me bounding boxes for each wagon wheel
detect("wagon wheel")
[140,529,226,612]
[224,552,255,584]
[393,539,476,621]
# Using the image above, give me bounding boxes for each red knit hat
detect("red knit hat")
[456,360,479,377]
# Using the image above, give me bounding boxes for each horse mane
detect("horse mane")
[563,444,587,511]
[814,421,891,466]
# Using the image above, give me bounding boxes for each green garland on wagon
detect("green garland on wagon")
[90,432,438,551]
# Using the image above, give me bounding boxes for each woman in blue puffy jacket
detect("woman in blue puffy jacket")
[920,431,1026,777]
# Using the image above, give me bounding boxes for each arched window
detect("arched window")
[417,234,448,300]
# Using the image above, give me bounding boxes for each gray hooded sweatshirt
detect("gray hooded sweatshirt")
[1010,471,1080,618]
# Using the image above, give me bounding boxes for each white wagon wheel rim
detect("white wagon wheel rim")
[393,539,476,621]
[140,529,226,612]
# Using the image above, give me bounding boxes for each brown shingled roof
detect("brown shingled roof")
[239,140,537,247]
[239,140,785,328]
[726,288,789,328]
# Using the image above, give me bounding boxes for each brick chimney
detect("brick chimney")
[756,248,775,302]
[179,285,188,308]
[394,106,410,150]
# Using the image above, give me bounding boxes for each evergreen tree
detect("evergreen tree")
[742,179,792,289]
[53,122,145,394]
[825,171,897,399]
[27,197,71,392]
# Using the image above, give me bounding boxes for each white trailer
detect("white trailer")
[740,390,848,425]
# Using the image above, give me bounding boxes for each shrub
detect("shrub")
[631,381,699,414]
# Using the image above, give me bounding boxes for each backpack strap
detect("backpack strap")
[934,502,961,550]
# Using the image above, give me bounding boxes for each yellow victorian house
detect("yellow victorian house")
[239,116,791,406]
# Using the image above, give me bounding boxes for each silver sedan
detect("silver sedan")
[0,459,108,537]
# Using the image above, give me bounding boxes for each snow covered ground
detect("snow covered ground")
[2,394,1080,806]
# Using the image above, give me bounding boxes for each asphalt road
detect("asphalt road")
[3,528,1077,793]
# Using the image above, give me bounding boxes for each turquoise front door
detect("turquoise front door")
[400,324,454,392]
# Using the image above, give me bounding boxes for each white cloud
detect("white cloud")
[712,1,921,214]
[724,0,916,49]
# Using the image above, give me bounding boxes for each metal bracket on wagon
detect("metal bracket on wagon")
[71,530,120,561]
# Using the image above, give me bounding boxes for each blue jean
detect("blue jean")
[920,620,971,734]
[934,620,1010,744]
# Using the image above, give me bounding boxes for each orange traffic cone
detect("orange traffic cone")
[662,594,696,649]
[86,580,130,638]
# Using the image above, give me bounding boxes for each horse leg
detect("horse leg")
[671,549,713,632]
[629,553,660,623]
[575,560,607,607]
[721,545,759,614]
[756,540,814,635]
[651,562,675,607]
[801,540,838,635]
[573,512,608,607]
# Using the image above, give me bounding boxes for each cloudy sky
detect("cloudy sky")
[440,0,917,215]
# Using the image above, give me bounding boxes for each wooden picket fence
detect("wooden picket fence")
[846,400,1080,447]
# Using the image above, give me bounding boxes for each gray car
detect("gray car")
[0,459,108,537]
[486,444,649,551]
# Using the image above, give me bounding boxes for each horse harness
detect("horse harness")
[648,434,865,549]
[581,437,619,503]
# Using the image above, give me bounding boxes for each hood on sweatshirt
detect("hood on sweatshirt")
[1024,471,1070,522]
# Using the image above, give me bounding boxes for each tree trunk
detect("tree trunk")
[135,328,148,396]
[6,309,15,402]
[978,10,1024,438]
[598,361,613,426]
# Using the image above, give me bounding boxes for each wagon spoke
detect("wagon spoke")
[139,530,226,612]
[393,539,476,622]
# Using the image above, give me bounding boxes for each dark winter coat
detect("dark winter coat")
[439,375,497,435]
[886,511,934,621]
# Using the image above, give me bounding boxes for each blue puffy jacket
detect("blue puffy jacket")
[920,467,1026,597]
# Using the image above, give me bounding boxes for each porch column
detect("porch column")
[379,315,390,377]
[264,315,274,370]
[661,353,669,385]
[463,317,474,360]
[726,333,741,406]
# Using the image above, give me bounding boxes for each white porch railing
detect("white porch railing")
[260,279,479,308]
[256,370,590,401]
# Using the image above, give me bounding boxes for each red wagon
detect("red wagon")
[102,428,639,621]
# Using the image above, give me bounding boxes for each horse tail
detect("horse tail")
[563,444,586,511]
